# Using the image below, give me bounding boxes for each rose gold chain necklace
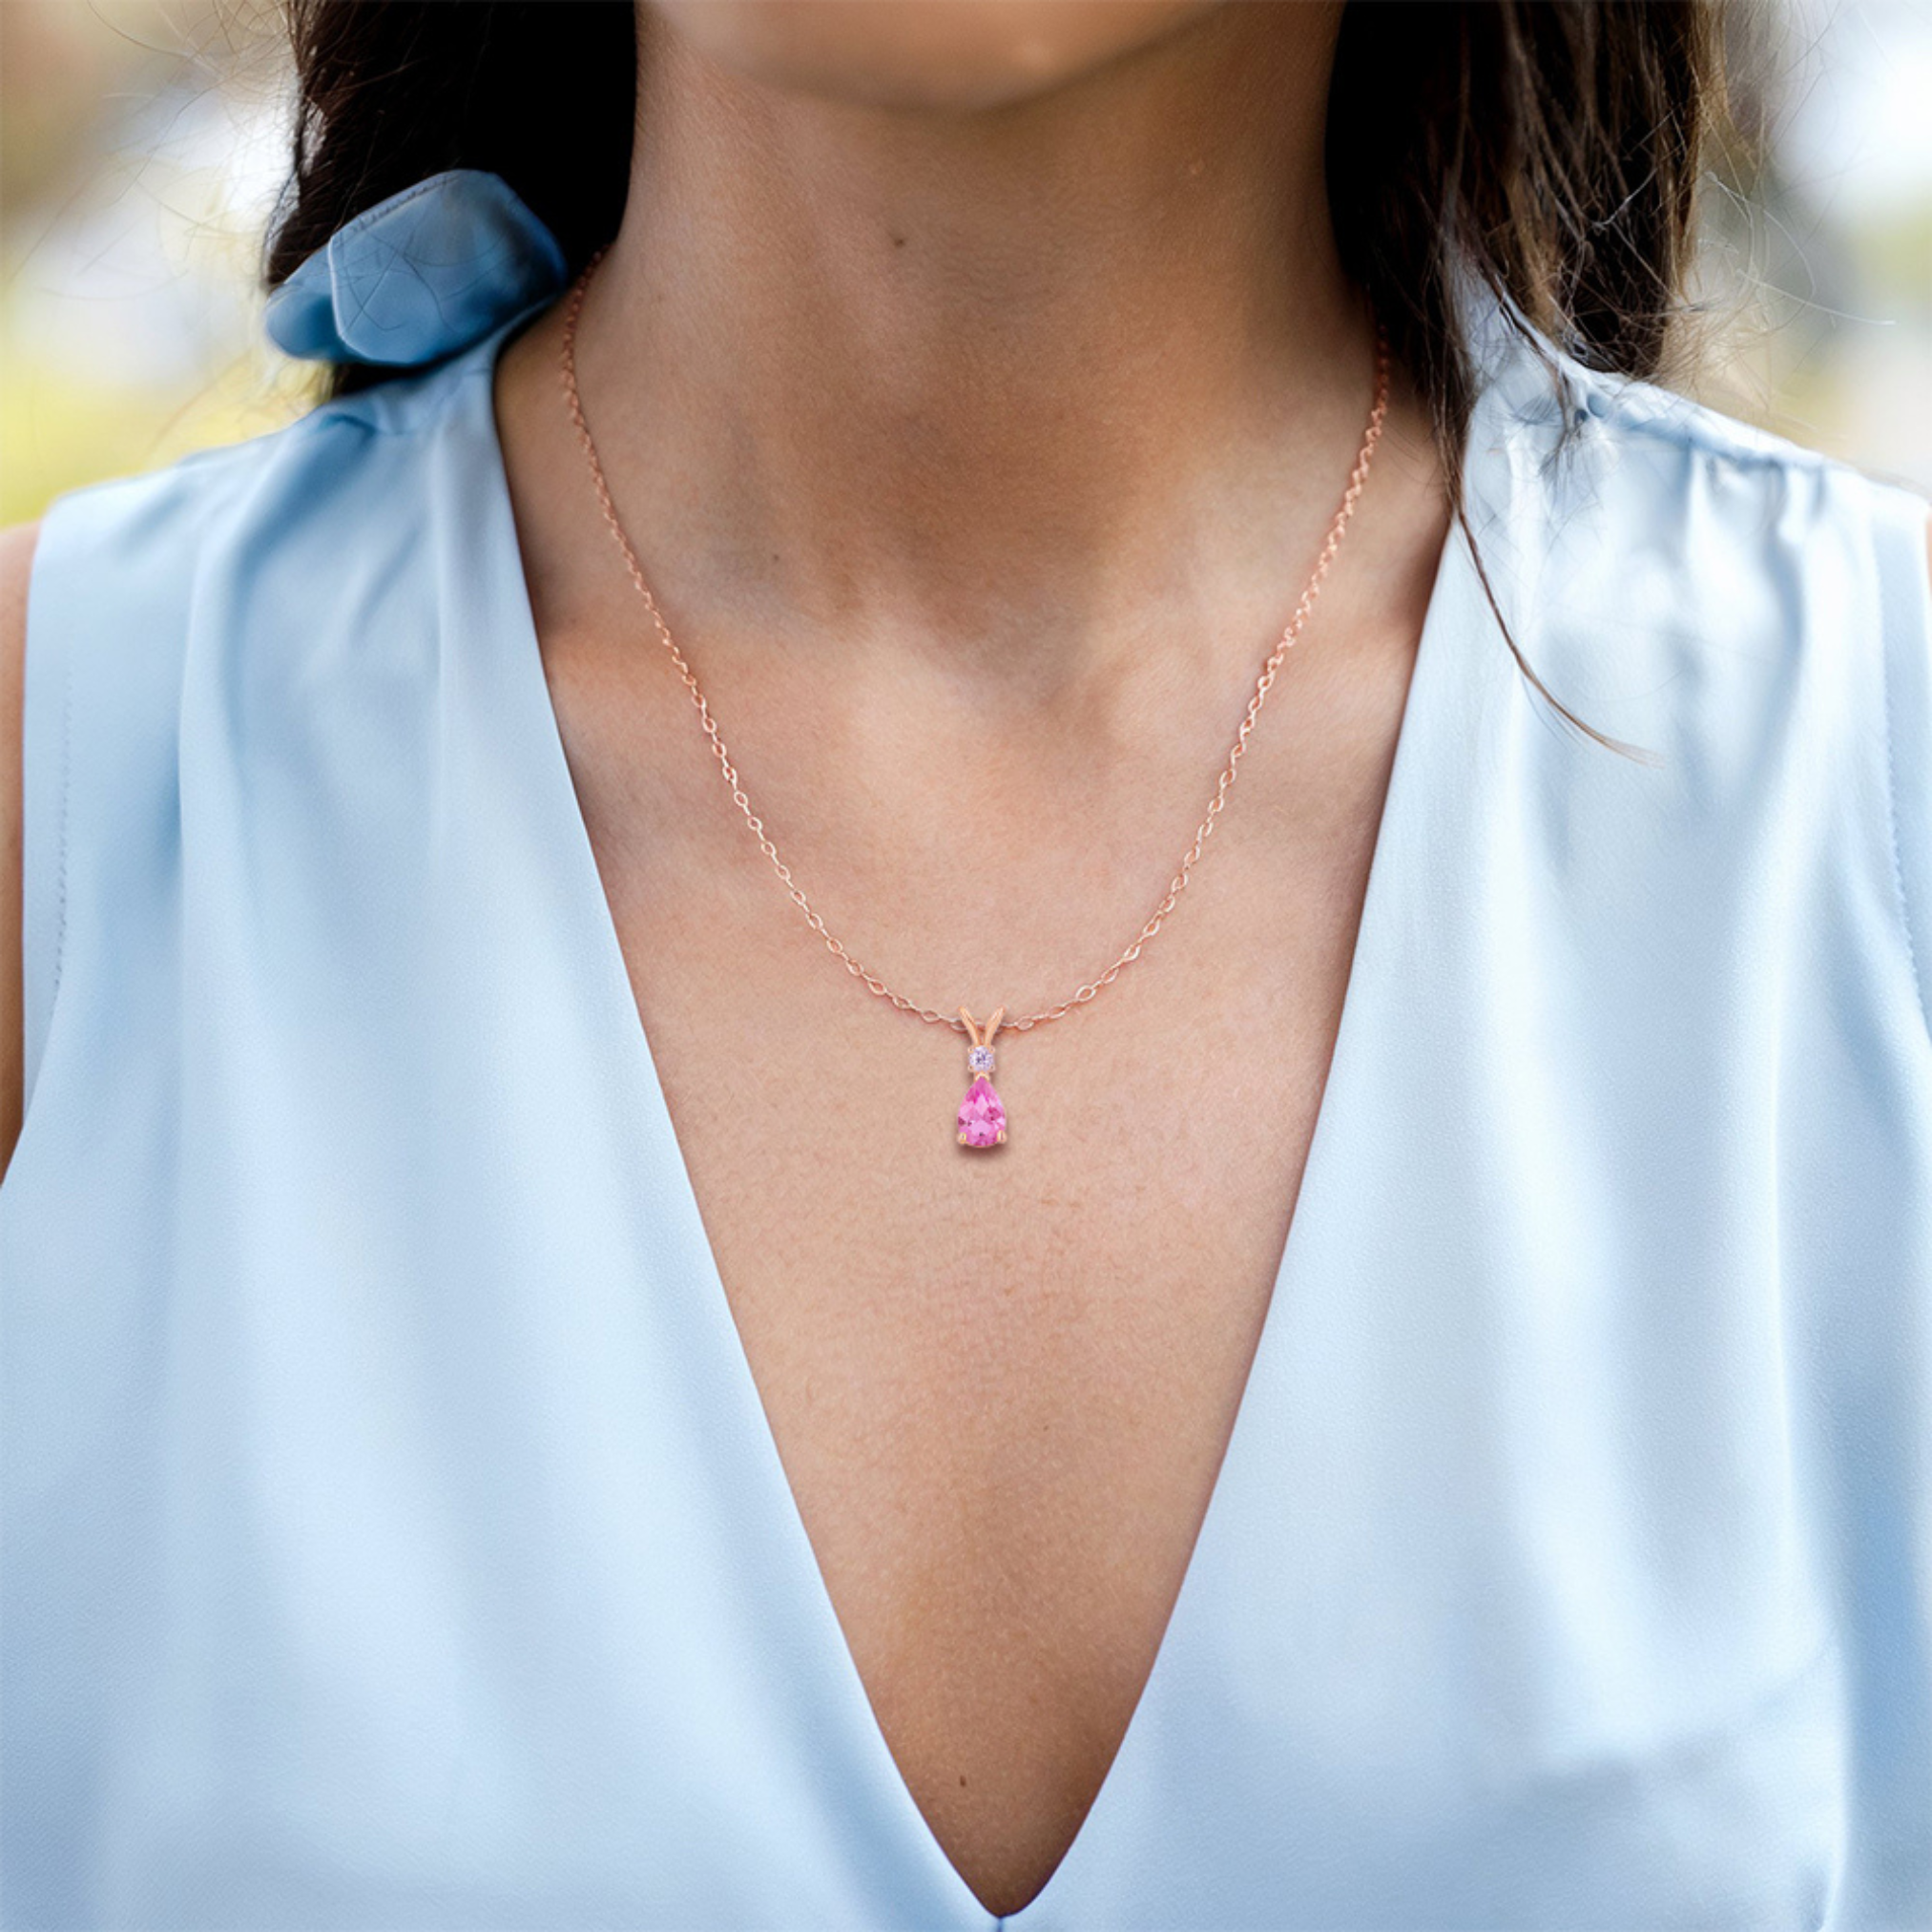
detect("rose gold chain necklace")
[557,250,1389,1150]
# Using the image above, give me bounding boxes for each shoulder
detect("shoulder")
[19,335,497,763]
[1470,329,1932,1042]
[29,343,489,591]
[1472,331,1929,586]
[17,342,488,841]
[0,340,500,1172]
[1468,322,1932,727]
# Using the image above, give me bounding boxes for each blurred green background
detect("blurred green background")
[3,0,1929,527]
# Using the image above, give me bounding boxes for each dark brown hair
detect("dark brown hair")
[267,1,1729,757]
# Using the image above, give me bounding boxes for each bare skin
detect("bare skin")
[5,1,1925,1919]
[487,5,1447,1914]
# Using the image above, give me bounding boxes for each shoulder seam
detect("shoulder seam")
[1874,481,1932,1047]
[34,405,379,526]
[300,339,498,441]
[49,633,72,1080]
[1543,356,1838,477]
[16,523,78,1121]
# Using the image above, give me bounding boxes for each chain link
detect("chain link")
[558,252,1390,1035]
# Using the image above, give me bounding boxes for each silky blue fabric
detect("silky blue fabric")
[263,170,567,366]
[4,284,1931,1927]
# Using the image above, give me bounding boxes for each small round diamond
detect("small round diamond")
[967,1045,995,1073]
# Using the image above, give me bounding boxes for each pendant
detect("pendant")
[956,1006,1008,1149]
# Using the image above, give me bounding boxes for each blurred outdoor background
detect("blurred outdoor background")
[1,0,1929,528]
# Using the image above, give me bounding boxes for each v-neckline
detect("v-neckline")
[463,310,1477,1926]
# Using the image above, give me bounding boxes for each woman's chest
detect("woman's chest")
[509,590,1845,1917]
[4,582,1869,1932]
[587,761,1375,1911]
[10,1007,1848,1932]
[6,857,1852,1931]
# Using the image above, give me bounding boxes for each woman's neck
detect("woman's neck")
[563,2,1381,691]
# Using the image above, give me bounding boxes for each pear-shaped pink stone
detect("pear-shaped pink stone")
[957,1074,1007,1148]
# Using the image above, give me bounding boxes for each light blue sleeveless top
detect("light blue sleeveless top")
[5,174,1931,1932]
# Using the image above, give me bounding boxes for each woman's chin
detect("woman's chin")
[645,0,1227,113]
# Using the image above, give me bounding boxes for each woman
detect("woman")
[2,2,1927,1926]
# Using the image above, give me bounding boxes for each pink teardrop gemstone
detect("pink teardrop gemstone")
[957,1074,1007,1148]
